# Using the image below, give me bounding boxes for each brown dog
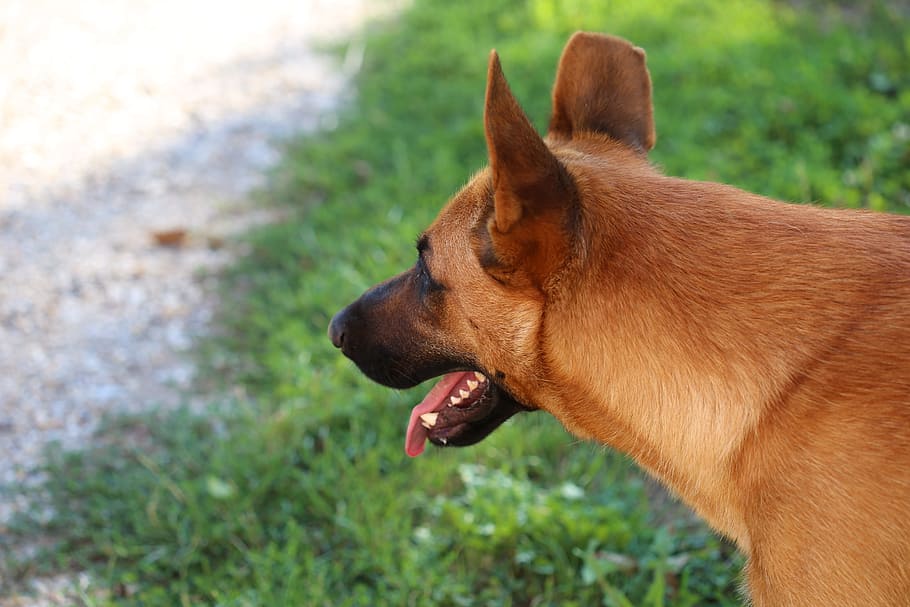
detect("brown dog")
[328,32,910,606]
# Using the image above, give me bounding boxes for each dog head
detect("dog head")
[329,32,655,456]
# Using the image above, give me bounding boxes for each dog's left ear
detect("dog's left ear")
[480,51,576,290]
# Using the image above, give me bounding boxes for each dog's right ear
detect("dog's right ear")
[548,32,655,154]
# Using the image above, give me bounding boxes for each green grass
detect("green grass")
[3,0,907,605]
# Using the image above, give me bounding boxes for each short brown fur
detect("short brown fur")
[330,32,910,606]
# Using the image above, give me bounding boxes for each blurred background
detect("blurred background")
[0,0,907,605]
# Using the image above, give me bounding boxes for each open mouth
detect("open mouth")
[405,371,526,457]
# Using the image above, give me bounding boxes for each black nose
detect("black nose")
[328,309,347,349]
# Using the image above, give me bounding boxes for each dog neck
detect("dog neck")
[533,161,886,550]
[542,283,764,549]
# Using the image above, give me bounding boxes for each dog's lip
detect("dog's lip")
[426,384,526,448]
[405,370,489,457]
[405,370,527,457]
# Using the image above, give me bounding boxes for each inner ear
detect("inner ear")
[471,211,516,285]
[548,32,656,153]
[469,174,579,293]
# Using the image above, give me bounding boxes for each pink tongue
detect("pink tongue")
[405,371,472,457]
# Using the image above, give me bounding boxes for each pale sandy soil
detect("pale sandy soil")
[0,0,392,602]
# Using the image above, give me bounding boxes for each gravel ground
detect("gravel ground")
[0,0,385,601]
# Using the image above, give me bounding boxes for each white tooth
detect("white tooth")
[467,380,478,391]
[420,412,438,427]
[440,437,447,445]
[459,389,470,398]
[449,396,462,406]
[421,421,432,429]
[474,372,486,382]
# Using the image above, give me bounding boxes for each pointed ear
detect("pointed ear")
[548,32,656,153]
[484,50,570,235]
[480,51,575,288]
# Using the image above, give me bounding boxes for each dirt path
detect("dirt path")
[0,1,383,601]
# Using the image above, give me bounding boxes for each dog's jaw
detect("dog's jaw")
[405,370,529,456]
